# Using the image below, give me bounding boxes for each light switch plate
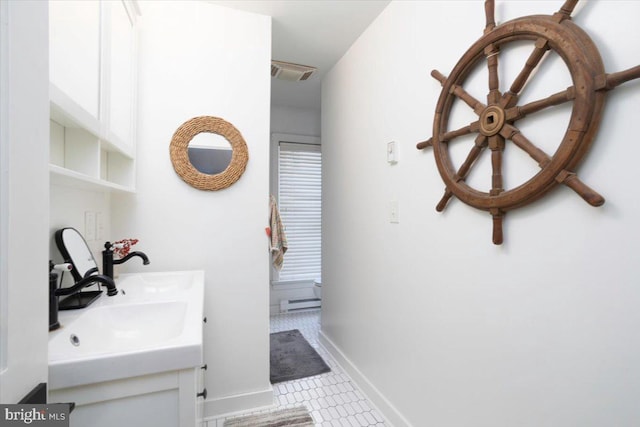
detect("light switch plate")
[387,141,398,164]
[389,201,399,223]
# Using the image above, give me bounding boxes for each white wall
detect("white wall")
[271,105,320,137]
[49,186,111,286]
[320,2,640,426]
[0,0,49,403]
[111,1,272,417]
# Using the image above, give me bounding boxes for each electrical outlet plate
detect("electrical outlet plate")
[95,212,104,240]
[84,211,96,241]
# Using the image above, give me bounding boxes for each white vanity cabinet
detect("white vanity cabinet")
[48,271,206,426]
[49,0,138,193]
[49,368,204,427]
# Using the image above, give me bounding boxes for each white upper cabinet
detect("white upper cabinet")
[49,0,101,120]
[49,0,139,192]
[106,1,136,151]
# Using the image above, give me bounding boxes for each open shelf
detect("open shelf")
[50,164,135,194]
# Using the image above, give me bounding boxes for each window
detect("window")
[276,141,322,283]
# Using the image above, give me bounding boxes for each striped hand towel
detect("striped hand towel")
[269,195,287,270]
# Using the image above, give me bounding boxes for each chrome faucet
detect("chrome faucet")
[102,241,150,280]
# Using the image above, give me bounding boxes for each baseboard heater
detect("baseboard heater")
[280,298,321,313]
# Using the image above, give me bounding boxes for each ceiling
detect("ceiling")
[208,0,391,111]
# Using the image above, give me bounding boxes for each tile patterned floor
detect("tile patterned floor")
[206,310,388,427]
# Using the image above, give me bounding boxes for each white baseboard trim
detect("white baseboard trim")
[202,386,274,420]
[318,331,413,427]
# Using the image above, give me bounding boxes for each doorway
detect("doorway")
[269,133,322,315]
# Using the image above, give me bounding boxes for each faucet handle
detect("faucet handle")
[104,241,125,251]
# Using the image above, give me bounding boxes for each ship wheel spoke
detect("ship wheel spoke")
[485,42,501,104]
[443,122,480,142]
[417,122,480,150]
[431,70,486,114]
[436,135,488,211]
[500,123,604,206]
[505,87,575,122]
[484,0,496,33]
[490,208,505,245]
[500,123,550,167]
[553,0,579,22]
[484,0,502,109]
[489,135,505,196]
[487,52,501,104]
[500,37,551,109]
[488,131,506,245]
[596,65,640,91]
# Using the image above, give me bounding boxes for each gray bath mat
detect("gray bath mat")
[270,329,330,384]
[224,406,314,426]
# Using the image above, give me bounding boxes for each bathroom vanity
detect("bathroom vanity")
[48,271,206,427]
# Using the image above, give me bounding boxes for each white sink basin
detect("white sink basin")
[117,270,198,297]
[48,270,204,389]
[50,301,187,356]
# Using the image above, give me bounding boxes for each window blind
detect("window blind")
[277,142,322,282]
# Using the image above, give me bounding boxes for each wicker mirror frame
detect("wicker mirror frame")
[170,116,249,191]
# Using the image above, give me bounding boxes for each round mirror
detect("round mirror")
[55,227,99,281]
[170,116,249,190]
[187,133,233,175]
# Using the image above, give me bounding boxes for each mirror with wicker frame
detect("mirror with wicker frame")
[169,116,249,191]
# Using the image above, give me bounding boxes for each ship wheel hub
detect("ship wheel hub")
[479,105,505,136]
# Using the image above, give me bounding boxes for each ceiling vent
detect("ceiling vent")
[271,60,317,82]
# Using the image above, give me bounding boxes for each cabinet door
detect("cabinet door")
[0,0,49,403]
[49,0,101,119]
[107,0,136,149]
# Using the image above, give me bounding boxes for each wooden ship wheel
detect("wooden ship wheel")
[417,0,640,244]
